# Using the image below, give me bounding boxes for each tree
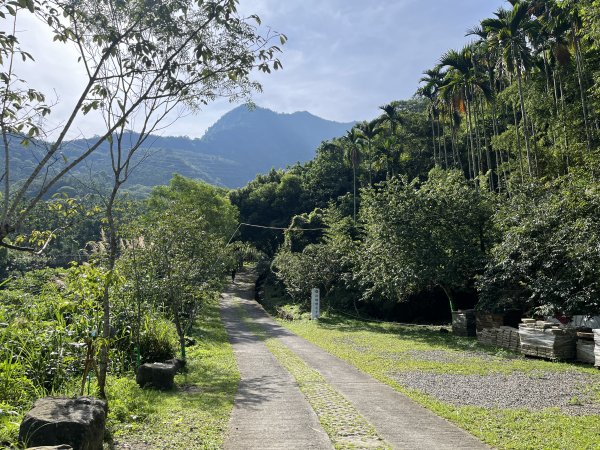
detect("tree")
[418,67,445,167]
[477,177,600,316]
[0,0,284,254]
[357,168,493,313]
[377,102,404,178]
[356,120,380,184]
[134,177,238,359]
[482,1,537,176]
[272,206,357,310]
[343,128,363,222]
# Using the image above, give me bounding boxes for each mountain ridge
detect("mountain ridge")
[11,105,356,195]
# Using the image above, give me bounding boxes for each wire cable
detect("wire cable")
[239,222,327,231]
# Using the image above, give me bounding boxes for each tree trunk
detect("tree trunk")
[430,112,438,165]
[352,165,357,222]
[97,183,120,399]
[515,52,533,177]
[572,27,592,152]
[478,95,493,191]
[512,101,525,184]
[558,72,571,172]
[464,88,476,180]
[170,292,187,361]
[439,284,455,314]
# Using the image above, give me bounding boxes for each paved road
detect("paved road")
[222,271,490,450]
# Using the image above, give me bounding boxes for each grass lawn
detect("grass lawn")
[106,297,239,449]
[277,312,600,450]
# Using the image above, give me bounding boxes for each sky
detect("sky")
[11,0,506,139]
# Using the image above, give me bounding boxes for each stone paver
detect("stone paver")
[223,271,490,450]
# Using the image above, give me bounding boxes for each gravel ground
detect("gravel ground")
[393,369,600,416]
[403,349,522,363]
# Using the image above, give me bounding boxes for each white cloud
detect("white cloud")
[4,0,507,138]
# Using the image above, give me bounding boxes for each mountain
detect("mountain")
[200,106,355,173]
[38,105,355,194]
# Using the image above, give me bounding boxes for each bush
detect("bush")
[477,178,600,315]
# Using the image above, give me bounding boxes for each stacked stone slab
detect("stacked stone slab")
[477,326,521,352]
[518,319,577,360]
[576,331,595,365]
[475,313,504,332]
[594,330,600,368]
[452,309,476,337]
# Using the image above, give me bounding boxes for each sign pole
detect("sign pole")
[311,288,320,320]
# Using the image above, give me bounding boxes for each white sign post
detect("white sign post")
[311,288,320,320]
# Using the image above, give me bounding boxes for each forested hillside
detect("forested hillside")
[5,105,354,197]
[232,0,600,321]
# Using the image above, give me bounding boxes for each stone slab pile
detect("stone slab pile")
[452,310,476,337]
[576,331,595,365]
[475,313,504,332]
[594,330,600,368]
[477,326,521,352]
[518,319,576,360]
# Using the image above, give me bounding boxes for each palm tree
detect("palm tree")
[343,127,363,222]
[378,102,404,178]
[482,1,537,177]
[439,46,479,179]
[323,128,363,221]
[419,66,445,167]
[356,119,381,184]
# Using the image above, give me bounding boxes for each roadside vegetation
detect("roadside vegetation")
[0,177,243,447]
[235,0,600,324]
[275,312,600,450]
[107,296,238,449]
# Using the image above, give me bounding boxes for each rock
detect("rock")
[164,358,186,372]
[27,446,73,450]
[19,397,106,450]
[136,362,177,389]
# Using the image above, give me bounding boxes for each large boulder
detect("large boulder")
[136,362,177,389]
[19,397,106,450]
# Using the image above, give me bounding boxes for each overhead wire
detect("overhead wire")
[239,222,327,232]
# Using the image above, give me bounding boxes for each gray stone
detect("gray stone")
[164,358,186,372]
[19,397,106,450]
[27,446,73,450]
[136,362,177,389]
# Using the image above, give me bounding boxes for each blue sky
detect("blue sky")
[233,0,506,128]
[13,0,506,139]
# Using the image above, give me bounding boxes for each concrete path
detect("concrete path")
[221,277,332,450]
[222,271,490,450]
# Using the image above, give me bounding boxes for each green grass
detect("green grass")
[278,312,600,450]
[106,297,239,449]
